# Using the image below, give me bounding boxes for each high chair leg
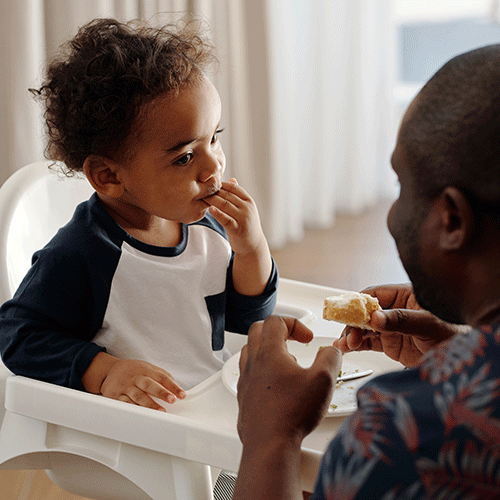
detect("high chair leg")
[0,409,214,500]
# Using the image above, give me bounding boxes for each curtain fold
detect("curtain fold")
[0,0,46,182]
[0,0,396,248]
[261,0,397,247]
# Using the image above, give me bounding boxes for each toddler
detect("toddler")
[0,18,278,412]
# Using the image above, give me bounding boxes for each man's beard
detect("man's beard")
[411,277,465,325]
[398,211,465,325]
[403,242,465,325]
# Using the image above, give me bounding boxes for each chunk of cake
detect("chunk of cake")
[323,292,381,330]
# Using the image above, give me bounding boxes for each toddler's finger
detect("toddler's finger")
[209,205,235,228]
[206,191,241,216]
[220,180,252,201]
[154,372,186,400]
[128,387,168,411]
[117,393,167,412]
[239,344,249,372]
[174,387,187,399]
[117,394,135,405]
[136,377,176,404]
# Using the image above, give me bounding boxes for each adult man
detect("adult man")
[232,44,500,499]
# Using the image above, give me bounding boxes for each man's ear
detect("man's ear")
[83,155,124,198]
[438,186,473,250]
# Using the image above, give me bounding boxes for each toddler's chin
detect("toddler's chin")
[186,207,210,224]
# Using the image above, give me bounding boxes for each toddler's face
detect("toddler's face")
[116,74,225,224]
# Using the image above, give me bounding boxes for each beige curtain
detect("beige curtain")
[0,0,396,249]
[261,0,397,247]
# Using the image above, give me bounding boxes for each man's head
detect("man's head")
[388,44,500,326]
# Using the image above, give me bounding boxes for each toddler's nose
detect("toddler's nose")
[200,154,224,183]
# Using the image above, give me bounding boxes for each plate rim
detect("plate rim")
[221,336,370,417]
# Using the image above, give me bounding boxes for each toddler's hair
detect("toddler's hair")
[31,17,216,173]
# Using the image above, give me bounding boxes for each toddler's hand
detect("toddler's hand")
[204,179,267,257]
[100,359,186,411]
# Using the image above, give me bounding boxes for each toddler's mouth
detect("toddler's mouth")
[204,183,221,197]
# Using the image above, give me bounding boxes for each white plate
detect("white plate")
[221,336,375,417]
[272,302,315,324]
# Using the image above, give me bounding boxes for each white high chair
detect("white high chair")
[0,161,242,500]
[0,161,405,500]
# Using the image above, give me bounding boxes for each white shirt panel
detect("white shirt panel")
[94,225,232,390]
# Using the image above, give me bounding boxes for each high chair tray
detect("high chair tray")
[4,278,403,490]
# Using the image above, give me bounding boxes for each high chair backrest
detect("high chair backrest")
[0,162,218,500]
[0,161,94,304]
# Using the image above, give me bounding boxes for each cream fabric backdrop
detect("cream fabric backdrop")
[0,0,396,249]
[263,0,397,246]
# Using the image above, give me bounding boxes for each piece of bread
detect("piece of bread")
[323,291,381,330]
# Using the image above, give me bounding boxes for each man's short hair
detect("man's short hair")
[401,44,500,210]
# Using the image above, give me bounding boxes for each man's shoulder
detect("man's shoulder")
[358,327,498,404]
[418,326,500,383]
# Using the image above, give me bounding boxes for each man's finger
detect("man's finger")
[260,316,313,343]
[334,327,383,353]
[333,327,364,352]
[371,309,439,337]
[247,320,264,353]
[239,344,249,373]
[257,316,292,355]
[284,317,314,344]
[244,316,314,370]
[311,345,342,378]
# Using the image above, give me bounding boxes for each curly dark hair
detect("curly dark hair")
[31,17,216,173]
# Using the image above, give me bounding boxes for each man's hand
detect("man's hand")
[333,284,465,367]
[233,316,341,500]
[237,316,342,446]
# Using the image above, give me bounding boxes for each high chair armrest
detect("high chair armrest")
[5,373,242,472]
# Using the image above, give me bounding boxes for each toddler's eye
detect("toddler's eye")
[211,128,225,144]
[175,153,192,165]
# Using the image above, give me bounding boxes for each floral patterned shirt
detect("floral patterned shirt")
[312,326,500,500]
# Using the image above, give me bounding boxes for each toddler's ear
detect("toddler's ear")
[83,155,124,198]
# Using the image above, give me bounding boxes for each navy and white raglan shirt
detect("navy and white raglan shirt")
[0,193,278,391]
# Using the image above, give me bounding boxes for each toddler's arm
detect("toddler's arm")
[204,179,273,296]
[82,352,186,411]
[0,233,186,411]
